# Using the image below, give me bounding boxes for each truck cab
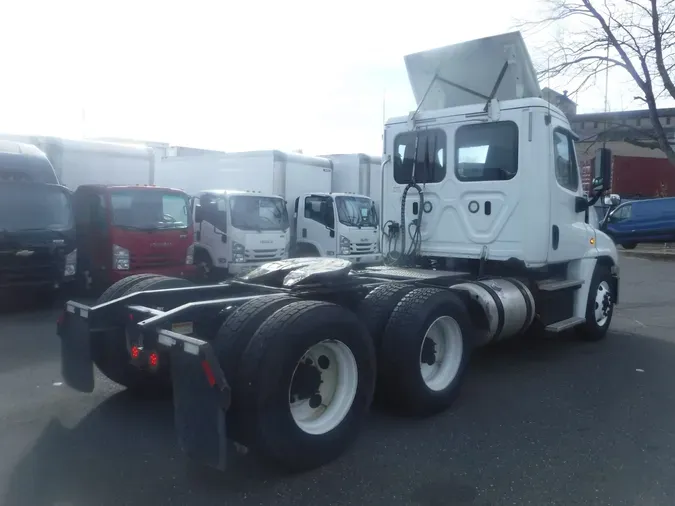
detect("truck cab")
[0,141,77,294]
[193,190,290,278]
[292,192,381,265]
[73,184,196,291]
[382,31,618,326]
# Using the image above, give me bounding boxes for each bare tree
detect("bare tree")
[523,0,675,164]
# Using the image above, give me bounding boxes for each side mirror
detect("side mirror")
[194,204,203,223]
[592,147,612,192]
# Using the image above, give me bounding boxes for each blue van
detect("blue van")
[603,197,675,249]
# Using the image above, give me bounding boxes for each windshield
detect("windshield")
[110,189,189,230]
[0,184,73,232]
[229,195,289,231]
[335,196,378,228]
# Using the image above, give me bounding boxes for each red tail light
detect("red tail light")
[130,346,140,359]
[149,352,159,367]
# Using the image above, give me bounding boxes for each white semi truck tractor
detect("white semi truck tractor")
[58,31,619,475]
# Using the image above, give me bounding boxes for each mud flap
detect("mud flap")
[59,303,95,393]
[161,330,230,471]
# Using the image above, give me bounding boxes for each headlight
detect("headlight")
[185,243,195,265]
[340,235,351,256]
[64,248,77,276]
[232,241,245,263]
[113,244,130,270]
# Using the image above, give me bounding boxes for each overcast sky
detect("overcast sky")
[0,0,664,155]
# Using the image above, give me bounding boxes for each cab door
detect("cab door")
[74,187,109,286]
[547,126,595,263]
[197,194,228,266]
[296,195,336,256]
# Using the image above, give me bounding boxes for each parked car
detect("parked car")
[603,196,675,249]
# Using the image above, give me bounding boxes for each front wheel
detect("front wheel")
[576,265,615,341]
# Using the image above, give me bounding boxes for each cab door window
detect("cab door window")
[304,195,334,228]
[553,129,580,192]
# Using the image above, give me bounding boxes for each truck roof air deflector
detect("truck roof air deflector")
[404,31,541,111]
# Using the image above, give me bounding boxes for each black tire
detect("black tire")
[576,265,615,341]
[622,243,637,250]
[96,274,162,305]
[378,287,474,416]
[92,276,194,395]
[234,300,376,472]
[195,248,216,281]
[357,283,416,348]
[214,294,299,439]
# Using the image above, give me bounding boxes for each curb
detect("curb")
[620,251,675,261]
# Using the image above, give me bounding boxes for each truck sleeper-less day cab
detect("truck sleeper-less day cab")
[0,141,76,295]
[57,32,618,475]
[72,184,196,292]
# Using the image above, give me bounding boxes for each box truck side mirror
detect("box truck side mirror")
[194,204,203,223]
[592,148,612,192]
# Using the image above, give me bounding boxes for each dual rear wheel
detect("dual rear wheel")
[214,285,473,471]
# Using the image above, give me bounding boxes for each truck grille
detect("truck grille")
[0,248,62,286]
[244,248,285,262]
[349,242,377,255]
[130,253,180,269]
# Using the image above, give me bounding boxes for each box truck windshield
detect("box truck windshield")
[335,195,378,228]
[110,189,189,231]
[229,195,289,232]
[0,184,73,232]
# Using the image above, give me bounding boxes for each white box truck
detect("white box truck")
[0,134,155,189]
[323,153,383,209]
[156,150,382,278]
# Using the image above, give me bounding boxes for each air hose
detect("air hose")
[399,182,424,265]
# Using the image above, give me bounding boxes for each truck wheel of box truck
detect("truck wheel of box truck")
[91,275,194,396]
[575,265,615,342]
[232,300,376,472]
[377,288,473,416]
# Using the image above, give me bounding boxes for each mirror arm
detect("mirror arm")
[587,191,602,207]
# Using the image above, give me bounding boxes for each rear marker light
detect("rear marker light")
[149,352,159,367]
[130,346,140,359]
[201,360,216,386]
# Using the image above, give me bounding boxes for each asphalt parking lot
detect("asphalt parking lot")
[1,255,674,506]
